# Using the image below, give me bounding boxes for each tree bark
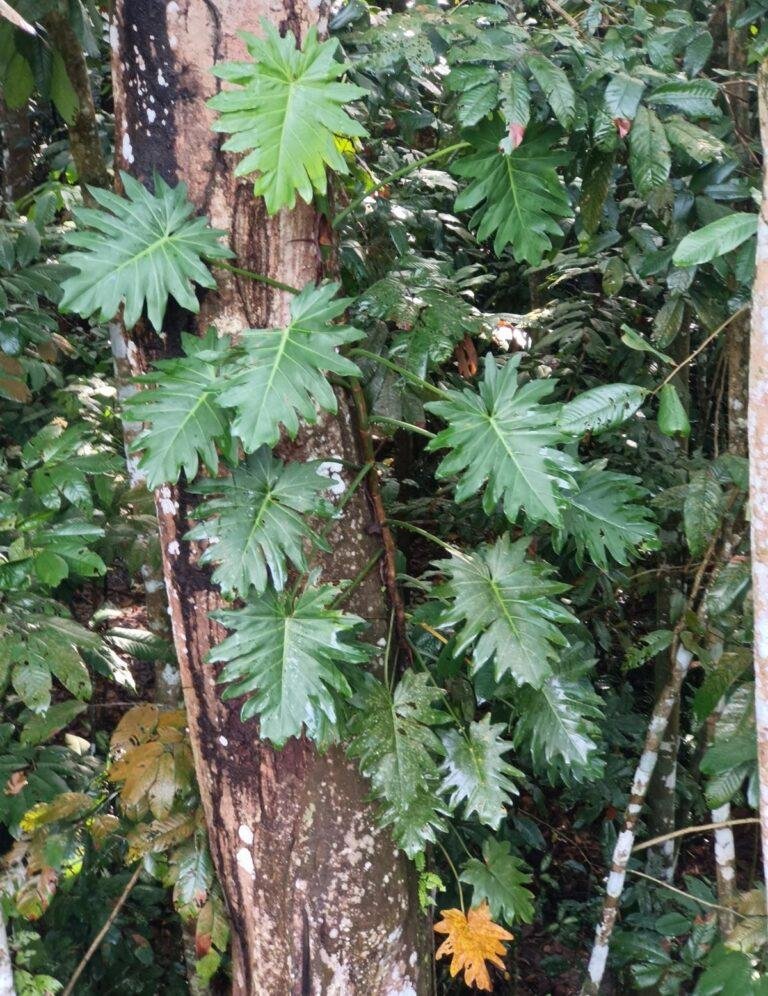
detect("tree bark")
[44,12,109,193]
[749,59,768,922]
[0,98,32,207]
[110,2,428,993]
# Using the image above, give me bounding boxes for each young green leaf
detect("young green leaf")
[186,448,331,596]
[434,535,575,688]
[453,123,571,264]
[556,467,658,570]
[513,668,604,780]
[124,328,230,488]
[684,469,723,557]
[209,23,367,214]
[59,172,232,330]
[629,106,671,196]
[218,282,364,451]
[623,629,674,672]
[557,384,646,436]
[673,213,757,267]
[647,79,720,118]
[527,54,575,128]
[210,586,372,747]
[604,74,644,120]
[664,117,726,163]
[426,354,574,526]
[657,383,691,438]
[1,602,99,712]
[439,716,521,829]
[347,670,448,858]
[460,838,534,924]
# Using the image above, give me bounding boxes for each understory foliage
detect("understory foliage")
[0,0,765,992]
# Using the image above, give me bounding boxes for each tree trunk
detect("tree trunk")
[44,12,109,192]
[110,2,429,993]
[749,59,768,921]
[0,98,31,207]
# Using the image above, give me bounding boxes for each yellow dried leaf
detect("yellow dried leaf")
[148,750,177,819]
[157,709,187,730]
[434,901,513,992]
[87,813,120,848]
[110,704,160,752]
[20,792,94,832]
[126,812,196,862]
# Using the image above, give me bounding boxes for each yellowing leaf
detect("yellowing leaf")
[20,792,94,832]
[434,901,513,992]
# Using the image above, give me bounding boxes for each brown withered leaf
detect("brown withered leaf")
[110,704,161,752]
[434,901,513,992]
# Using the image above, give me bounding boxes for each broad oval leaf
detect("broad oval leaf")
[657,383,691,439]
[673,213,757,267]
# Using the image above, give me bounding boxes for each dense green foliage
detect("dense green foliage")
[0,0,765,992]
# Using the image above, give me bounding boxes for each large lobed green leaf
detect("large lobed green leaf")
[434,535,576,688]
[426,353,574,526]
[59,172,232,330]
[186,448,331,597]
[460,838,534,924]
[513,662,604,781]
[218,282,364,450]
[555,465,659,570]
[209,22,368,214]
[124,328,230,489]
[439,716,521,829]
[347,670,448,857]
[210,585,371,746]
[452,122,571,264]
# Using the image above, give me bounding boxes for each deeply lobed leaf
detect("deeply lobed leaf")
[210,586,372,747]
[209,23,368,214]
[187,448,331,597]
[59,172,232,330]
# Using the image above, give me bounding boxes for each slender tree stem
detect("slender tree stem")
[387,518,462,555]
[333,143,469,229]
[62,864,142,996]
[436,840,466,914]
[369,415,436,439]
[581,511,729,994]
[350,380,411,665]
[632,817,758,852]
[332,549,384,607]
[652,306,749,396]
[749,58,768,922]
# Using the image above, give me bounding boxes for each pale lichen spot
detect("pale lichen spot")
[238,824,254,846]
[236,847,255,877]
